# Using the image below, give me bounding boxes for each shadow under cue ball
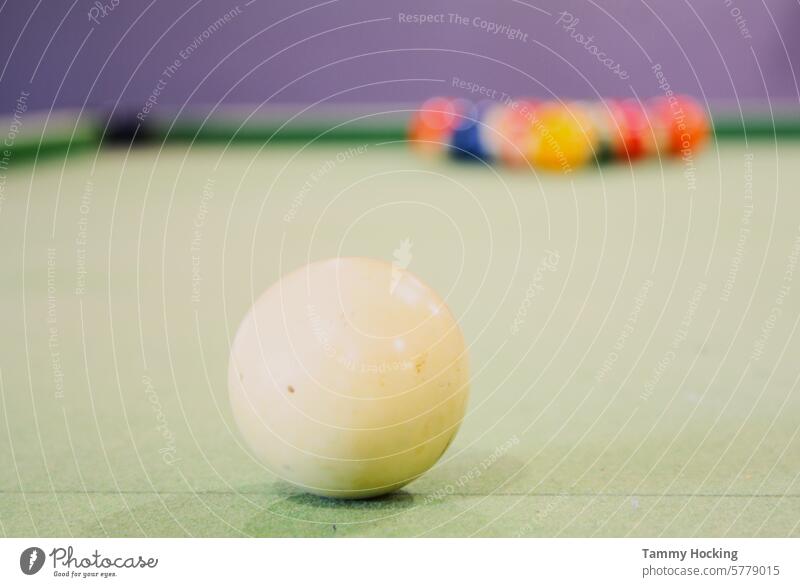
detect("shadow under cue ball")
[228,257,470,499]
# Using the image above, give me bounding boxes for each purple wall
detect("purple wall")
[1,0,799,116]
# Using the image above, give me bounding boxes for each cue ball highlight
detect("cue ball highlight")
[228,257,470,498]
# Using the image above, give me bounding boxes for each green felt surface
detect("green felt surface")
[1,140,799,537]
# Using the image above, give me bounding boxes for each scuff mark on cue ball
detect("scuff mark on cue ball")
[415,353,427,374]
[287,385,295,394]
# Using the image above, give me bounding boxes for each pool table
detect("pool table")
[1,113,799,537]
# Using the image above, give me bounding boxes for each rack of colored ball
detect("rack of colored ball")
[407,95,710,172]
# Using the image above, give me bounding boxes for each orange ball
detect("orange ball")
[408,97,468,156]
[649,95,710,157]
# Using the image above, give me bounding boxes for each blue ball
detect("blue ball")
[449,102,493,162]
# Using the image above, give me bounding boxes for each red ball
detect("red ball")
[608,99,655,161]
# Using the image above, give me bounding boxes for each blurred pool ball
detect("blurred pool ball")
[648,95,710,157]
[449,101,494,162]
[483,100,540,167]
[608,99,656,161]
[579,100,616,164]
[408,97,469,156]
[530,101,597,171]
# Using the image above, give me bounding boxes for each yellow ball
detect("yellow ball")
[529,102,597,172]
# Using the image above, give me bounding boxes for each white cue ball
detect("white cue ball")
[228,257,469,498]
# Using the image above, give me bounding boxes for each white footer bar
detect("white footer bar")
[1,538,797,586]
